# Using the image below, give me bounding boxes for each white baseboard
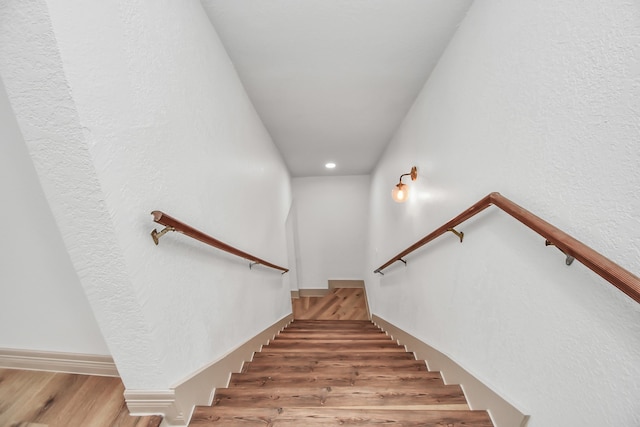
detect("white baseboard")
[372,315,529,427]
[124,389,184,426]
[0,348,118,377]
[125,314,293,426]
[328,279,365,289]
[295,288,330,297]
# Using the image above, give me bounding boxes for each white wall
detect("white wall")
[0,77,109,356]
[283,203,301,291]
[367,1,640,426]
[0,0,292,390]
[293,175,370,289]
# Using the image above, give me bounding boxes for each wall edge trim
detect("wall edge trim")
[372,315,530,427]
[125,313,293,426]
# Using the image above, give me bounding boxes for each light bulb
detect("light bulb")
[392,182,409,203]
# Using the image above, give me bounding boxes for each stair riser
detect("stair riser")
[229,375,445,388]
[262,344,405,353]
[276,333,389,340]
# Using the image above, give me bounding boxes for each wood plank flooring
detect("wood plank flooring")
[292,287,369,320]
[0,368,162,427]
[191,319,494,426]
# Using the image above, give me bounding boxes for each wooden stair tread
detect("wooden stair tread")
[286,322,376,326]
[242,360,429,374]
[191,407,492,426]
[262,342,405,353]
[283,325,381,330]
[276,332,389,339]
[188,305,493,426]
[292,289,370,321]
[285,321,379,328]
[212,385,467,408]
[289,320,374,324]
[229,371,444,388]
[251,351,417,361]
[269,338,397,345]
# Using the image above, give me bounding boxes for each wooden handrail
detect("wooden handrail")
[151,211,289,273]
[374,192,640,304]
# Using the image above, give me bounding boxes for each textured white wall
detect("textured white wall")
[0,0,291,390]
[0,77,109,355]
[284,203,301,291]
[0,2,163,386]
[367,1,640,426]
[293,176,370,289]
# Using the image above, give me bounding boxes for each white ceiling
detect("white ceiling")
[201,0,472,177]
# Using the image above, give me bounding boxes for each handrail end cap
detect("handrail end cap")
[151,211,164,222]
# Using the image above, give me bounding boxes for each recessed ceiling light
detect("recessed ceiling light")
[325,162,336,169]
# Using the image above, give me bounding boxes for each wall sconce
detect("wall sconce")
[391,166,418,203]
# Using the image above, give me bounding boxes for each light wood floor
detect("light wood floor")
[292,287,369,320]
[0,368,162,427]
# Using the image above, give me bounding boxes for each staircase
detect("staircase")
[190,319,494,426]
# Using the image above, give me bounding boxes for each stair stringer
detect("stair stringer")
[373,314,530,427]
[126,314,293,427]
